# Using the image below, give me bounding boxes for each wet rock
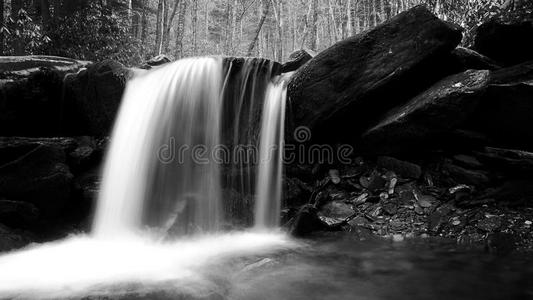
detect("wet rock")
[0,56,90,136]
[319,201,353,220]
[287,204,328,237]
[473,19,533,66]
[445,47,501,72]
[360,171,387,192]
[221,57,281,146]
[281,49,315,73]
[475,147,533,173]
[0,142,73,216]
[288,5,462,142]
[0,200,39,229]
[283,177,313,207]
[64,59,133,136]
[0,223,34,252]
[362,70,490,154]
[141,54,172,69]
[377,156,422,179]
[467,61,533,151]
[476,216,502,232]
[453,154,483,169]
[482,179,533,206]
[443,163,490,186]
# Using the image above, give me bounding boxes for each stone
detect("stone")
[466,61,533,151]
[283,177,313,207]
[141,54,172,69]
[443,163,490,186]
[0,224,34,252]
[319,201,353,219]
[63,59,133,136]
[476,216,502,232]
[473,19,533,66]
[288,204,328,237]
[445,47,501,72]
[362,70,490,154]
[0,56,90,136]
[0,141,73,216]
[377,156,422,179]
[0,200,39,229]
[287,5,462,142]
[281,49,315,73]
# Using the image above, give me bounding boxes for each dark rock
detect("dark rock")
[0,200,39,228]
[281,49,315,73]
[0,223,34,252]
[377,156,422,179]
[287,5,462,142]
[0,56,90,136]
[466,61,533,151]
[64,60,133,136]
[473,19,533,66]
[360,171,386,192]
[287,204,328,237]
[0,55,90,78]
[476,216,502,232]
[362,70,490,154]
[475,147,533,173]
[0,142,73,216]
[318,201,353,219]
[141,54,172,69]
[221,57,281,147]
[453,154,483,169]
[283,177,312,207]
[443,163,490,186]
[445,47,501,72]
[482,179,533,206]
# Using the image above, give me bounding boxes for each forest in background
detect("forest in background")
[0,0,531,66]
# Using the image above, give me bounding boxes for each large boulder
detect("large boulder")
[64,60,133,136]
[287,5,463,142]
[281,49,315,73]
[361,70,490,154]
[466,61,533,151]
[473,19,533,66]
[0,56,90,136]
[0,139,74,216]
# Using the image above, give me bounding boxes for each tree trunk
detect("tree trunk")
[154,0,165,55]
[174,0,188,58]
[308,0,318,51]
[0,0,4,55]
[191,0,198,55]
[11,0,24,55]
[246,0,270,56]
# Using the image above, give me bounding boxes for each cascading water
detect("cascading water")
[93,57,223,237]
[254,79,287,229]
[0,57,294,298]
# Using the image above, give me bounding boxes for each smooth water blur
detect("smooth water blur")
[93,58,224,237]
[0,233,530,299]
[254,79,287,229]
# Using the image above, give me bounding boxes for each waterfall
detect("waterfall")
[254,79,288,229]
[0,57,294,298]
[93,57,287,237]
[93,58,223,237]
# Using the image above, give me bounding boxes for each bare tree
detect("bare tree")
[246,0,270,56]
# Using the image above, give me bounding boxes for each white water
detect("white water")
[254,79,287,229]
[93,57,223,237]
[0,57,291,298]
